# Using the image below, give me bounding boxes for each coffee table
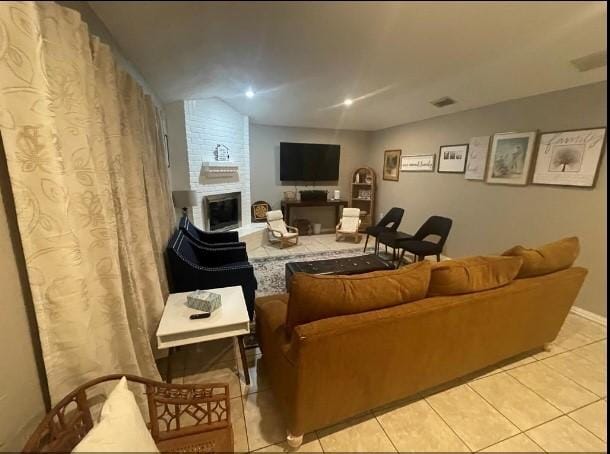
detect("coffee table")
[285,253,394,291]
[156,286,251,384]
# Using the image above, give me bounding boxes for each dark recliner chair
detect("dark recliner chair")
[166,229,258,320]
[363,207,405,253]
[179,214,245,248]
[397,216,453,263]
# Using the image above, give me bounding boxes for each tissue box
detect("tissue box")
[186,290,221,313]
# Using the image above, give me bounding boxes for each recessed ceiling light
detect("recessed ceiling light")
[245,89,255,98]
[344,98,353,106]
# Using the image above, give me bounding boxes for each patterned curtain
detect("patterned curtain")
[0,2,174,402]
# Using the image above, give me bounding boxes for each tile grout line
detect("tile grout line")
[531,354,606,399]
[371,412,400,453]
[521,431,547,453]
[464,379,563,452]
[565,408,608,445]
[504,366,575,415]
[456,383,520,451]
[422,395,475,452]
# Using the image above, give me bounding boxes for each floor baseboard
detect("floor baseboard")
[570,306,607,327]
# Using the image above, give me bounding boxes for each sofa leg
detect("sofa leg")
[286,431,303,448]
[543,342,552,352]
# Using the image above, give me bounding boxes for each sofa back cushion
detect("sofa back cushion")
[286,261,431,333]
[502,237,579,278]
[428,256,523,296]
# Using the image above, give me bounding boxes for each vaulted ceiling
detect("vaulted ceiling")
[90,1,607,131]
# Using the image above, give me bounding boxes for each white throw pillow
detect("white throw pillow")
[72,377,159,453]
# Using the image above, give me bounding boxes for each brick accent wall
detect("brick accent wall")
[183,98,251,228]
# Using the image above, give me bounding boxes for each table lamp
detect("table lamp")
[172,190,198,217]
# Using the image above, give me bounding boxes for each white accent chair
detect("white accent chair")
[266,210,299,248]
[336,207,362,243]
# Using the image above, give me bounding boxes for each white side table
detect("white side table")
[156,286,251,384]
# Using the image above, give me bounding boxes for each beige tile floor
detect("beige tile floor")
[159,239,606,452]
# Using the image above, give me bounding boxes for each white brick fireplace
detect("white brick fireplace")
[167,97,251,230]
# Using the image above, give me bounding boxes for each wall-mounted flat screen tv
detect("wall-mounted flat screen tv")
[279,142,340,181]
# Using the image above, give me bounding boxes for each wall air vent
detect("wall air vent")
[570,50,606,72]
[430,97,456,108]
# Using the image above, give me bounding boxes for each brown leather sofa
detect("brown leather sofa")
[255,238,586,446]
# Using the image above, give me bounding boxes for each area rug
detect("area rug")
[251,246,378,296]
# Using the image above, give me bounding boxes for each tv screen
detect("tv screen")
[280,142,340,181]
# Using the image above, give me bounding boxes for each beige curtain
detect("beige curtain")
[0,2,174,402]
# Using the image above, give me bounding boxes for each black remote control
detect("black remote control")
[189,312,211,320]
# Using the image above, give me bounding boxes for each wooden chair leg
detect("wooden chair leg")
[363,234,369,252]
[436,254,441,262]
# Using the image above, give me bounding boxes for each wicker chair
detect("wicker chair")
[23,374,233,453]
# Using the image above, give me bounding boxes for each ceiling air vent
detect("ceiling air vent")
[430,97,456,108]
[570,50,606,72]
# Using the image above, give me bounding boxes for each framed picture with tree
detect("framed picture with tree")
[383,149,401,181]
[532,127,606,188]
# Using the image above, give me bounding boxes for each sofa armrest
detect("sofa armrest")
[256,295,289,334]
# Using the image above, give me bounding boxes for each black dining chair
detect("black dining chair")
[397,216,453,263]
[363,207,404,253]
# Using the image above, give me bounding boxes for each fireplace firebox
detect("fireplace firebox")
[203,192,241,231]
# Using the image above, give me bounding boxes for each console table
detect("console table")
[281,199,348,227]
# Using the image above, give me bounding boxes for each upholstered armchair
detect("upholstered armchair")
[266,210,299,248]
[336,208,361,242]
[179,214,245,248]
[166,230,257,320]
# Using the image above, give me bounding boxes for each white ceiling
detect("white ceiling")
[89,1,607,131]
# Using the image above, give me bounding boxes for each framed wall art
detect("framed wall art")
[383,149,401,181]
[464,136,490,180]
[438,144,468,173]
[400,154,435,172]
[486,131,537,185]
[532,127,606,188]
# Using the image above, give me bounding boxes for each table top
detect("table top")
[286,253,393,275]
[156,286,250,349]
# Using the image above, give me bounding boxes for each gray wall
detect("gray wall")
[250,125,370,230]
[368,82,607,317]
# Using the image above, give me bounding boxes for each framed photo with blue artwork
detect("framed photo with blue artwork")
[486,131,537,185]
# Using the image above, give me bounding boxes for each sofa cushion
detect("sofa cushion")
[73,377,159,453]
[502,237,579,278]
[285,261,431,333]
[428,256,523,296]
